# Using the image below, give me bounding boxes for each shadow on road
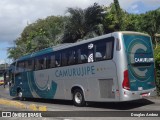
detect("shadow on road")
[12,97,154,110]
[2,85,155,110]
[87,99,154,110]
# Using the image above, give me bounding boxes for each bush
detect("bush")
[154,45,160,96]
[155,60,160,96]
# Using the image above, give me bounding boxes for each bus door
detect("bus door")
[123,34,156,91]
[15,62,25,89]
[9,63,18,96]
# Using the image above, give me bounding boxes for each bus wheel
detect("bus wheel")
[73,89,85,107]
[17,90,24,101]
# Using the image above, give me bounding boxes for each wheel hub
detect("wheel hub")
[75,92,82,104]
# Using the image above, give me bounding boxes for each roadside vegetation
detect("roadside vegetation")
[7,0,160,95]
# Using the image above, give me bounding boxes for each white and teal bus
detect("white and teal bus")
[9,31,157,106]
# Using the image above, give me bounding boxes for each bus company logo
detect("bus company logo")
[128,39,153,78]
[55,66,95,77]
[34,73,50,90]
[134,58,154,63]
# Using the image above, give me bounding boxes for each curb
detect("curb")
[0,99,47,111]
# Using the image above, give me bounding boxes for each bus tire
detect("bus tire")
[17,89,24,101]
[73,89,85,107]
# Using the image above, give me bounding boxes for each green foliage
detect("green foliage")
[102,3,142,33]
[140,10,160,42]
[8,16,65,60]
[113,0,123,30]
[62,3,104,43]
[102,3,120,33]
[154,45,160,95]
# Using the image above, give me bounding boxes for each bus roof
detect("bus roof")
[16,43,73,62]
[14,31,150,62]
[118,31,150,37]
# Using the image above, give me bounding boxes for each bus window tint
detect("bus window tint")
[68,50,76,65]
[17,62,25,73]
[35,58,40,70]
[62,51,68,66]
[47,54,55,68]
[105,41,113,59]
[78,47,88,64]
[36,57,47,70]
[95,42,106,61]
[55,53,61,67]
[42,57,47,69]
[95,39,114,61]
[25,60,34,71]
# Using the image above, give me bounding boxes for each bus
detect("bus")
[9,31,157,106]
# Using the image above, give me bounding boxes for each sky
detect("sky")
[0,0,160,64]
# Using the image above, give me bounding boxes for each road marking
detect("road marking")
[0,98,47,111]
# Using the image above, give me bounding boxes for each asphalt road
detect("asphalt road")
[0,85,160,120]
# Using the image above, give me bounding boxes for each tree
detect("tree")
[154,44,160,95]
[140,10,160,45]
[8,16,65,60]
[21,16,65,51]
[102,2,139,33]
[123,13,142,31]
[62,3,104,43]
[102,3,120,33]
[113,0,123,30]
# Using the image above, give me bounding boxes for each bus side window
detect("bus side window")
[62,51,68,66]
[68,50,75,65]
[25,61,29,71]
[47,55,55,68]
[55,53,61,67]
[77,49,82,64]
[95,39,114,61]
[46,56,51,68]
[50,55,56,68]
[105,41,113,59]
[16,62,19,72]
[43,57,47,69]
[81,55,87,63]
[77,47,88,64]
[39,57,47,69]
[29,59,34,71]
[95,52,103,61]
[17,62,25,73]
[95,42,106,61]
[25,60,32,71]
[35,58,40,70]
[39,59,42,70]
